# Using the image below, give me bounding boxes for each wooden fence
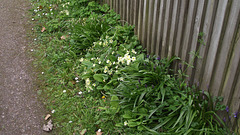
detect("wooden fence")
[100,0,240,125]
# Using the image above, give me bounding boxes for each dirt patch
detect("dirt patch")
[0,0,48,134]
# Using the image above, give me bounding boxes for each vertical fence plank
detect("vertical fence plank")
[194,0,217,86]
[201,0,229,91]
[129,0,133,25]
[133,0,139,34]
[174,0,187,58]
[123,0,126,23]
[110,0,113,9]
[181,0,197,69]
[116,0,119,14]
[221,37,240,105]
[155,0,165,56]
[120,0,123,24]
[141,0,149,48]
[146,0,154,53]
[137,0,144,42]
[160,0,172,58]
[150,0,161,54]
[186,0,205,83]
[126,0,130,23]
[168,0,179,58]
[210,0,240,97]
[229,68,240,125]
[113,0,117,12]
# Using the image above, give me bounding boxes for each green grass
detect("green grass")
[28,0,235,134]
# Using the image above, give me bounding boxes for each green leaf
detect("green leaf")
[110,95,119,108]
[93,74,108,82]
[128,121,140,127]
[82,60,93,67]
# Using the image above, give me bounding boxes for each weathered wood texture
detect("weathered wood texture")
[103,0,240,124]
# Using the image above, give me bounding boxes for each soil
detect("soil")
[0,0,48,134]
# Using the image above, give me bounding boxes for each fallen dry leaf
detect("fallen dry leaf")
[43,119,53,132]
[80,129,87,135]
[39,5,43,10]
[45,114,51,120]
[96,131,103,135]
[71,80,76,85]
[41,27,46,32]
[61,35,66,40]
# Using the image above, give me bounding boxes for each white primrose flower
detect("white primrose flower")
[109,39,113,43]
[124,54,131,59]
[65,10,69,15]
[108,70,113,75]
[132,49,137,54]
[131,57,136,62]
[51,110,55,113]
[104,66,108,73]
[80,58,84,62]
[92,83,96,87]
[93,64,96,67]
[106,60,110,63]
[118,57,122,62]
[127,60,131,65]
[124,121,128,126]
[118,77,124,81]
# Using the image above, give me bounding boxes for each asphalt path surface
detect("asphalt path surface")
[0,0,47,134]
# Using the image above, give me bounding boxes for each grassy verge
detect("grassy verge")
[28,0,236,134]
